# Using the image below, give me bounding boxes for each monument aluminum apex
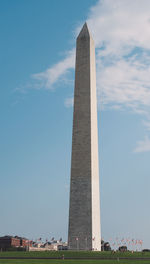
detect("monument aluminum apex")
[68,23,101,251]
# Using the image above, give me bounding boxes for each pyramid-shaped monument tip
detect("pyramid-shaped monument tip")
[77,22,91,39]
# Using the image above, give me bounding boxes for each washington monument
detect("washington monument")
[68,23,101,251]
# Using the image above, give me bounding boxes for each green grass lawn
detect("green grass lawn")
[0,251,150,258]
[0,259,150,264]
[0,251,150,264]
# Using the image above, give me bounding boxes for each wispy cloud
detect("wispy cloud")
[134,136,150,153]
[88,0,150,113]
[143,120,150,131]
[64,97,74,108]
[32,49,75,89]
[32,0,150,113]
[25,0,150,152]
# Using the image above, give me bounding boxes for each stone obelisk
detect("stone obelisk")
[68,23,101,251]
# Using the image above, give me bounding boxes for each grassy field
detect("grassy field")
[0,251,150,258]
[0,259,150,264]
[0,251,150,264]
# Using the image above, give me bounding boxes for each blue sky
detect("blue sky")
[1,0,150,249]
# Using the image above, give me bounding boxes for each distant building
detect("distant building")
[44,242,58,251]
[44,241,67,251]
[20,238,32,247]
[57,244,68,250]
[0,236,20,250]
[0,235,32,250]
[29,240,68,251]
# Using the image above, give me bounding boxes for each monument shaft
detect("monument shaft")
[68,23,101,251]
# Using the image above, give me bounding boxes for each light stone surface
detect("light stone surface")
[68,23,101,251]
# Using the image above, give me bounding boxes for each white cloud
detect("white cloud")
[134,136,150,153]
[87,0,150,113]
[96,57,150,113]
[64,97,74,108]
[32,49,75,89]
[30,0,150,152]
[143,120,150,131]
[32,0,150,114]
